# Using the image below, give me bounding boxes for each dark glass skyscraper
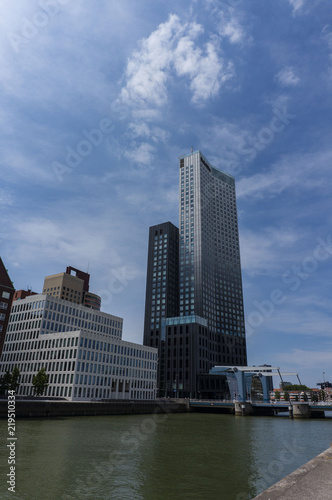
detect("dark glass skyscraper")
[143,222,179,395]
[144,150,247,397]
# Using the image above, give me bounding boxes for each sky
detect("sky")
[0,0,331,388]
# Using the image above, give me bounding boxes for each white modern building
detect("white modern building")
[0,294,157,400]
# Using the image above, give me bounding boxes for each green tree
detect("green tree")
[10,366,20,392]
[0,368,20,396]
[284,391,290,402]
[0,370,12,395]
[303,392,308,402]
[274,391,280,400]
[32,367,49,396]
[319,389,325,402]
[283,384,310,392]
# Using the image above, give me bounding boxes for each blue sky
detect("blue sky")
[1,0,331,388]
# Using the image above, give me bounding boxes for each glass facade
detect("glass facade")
[179,151,246,340]
[144,151,247,397]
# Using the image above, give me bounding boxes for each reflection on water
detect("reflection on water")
[0,412,331,500]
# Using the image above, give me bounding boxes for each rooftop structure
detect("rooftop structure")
[43,266,101,310]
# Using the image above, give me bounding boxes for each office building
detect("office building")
[43,266,101,310]
[0,258,15,357]
[0,266,157,400]
[0,294,157,400]
[144,150,247,397]
[143,222,179,395]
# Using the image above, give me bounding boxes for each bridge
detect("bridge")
[208,365,303,403]
[189,365,332,417]
[189,399,332,418]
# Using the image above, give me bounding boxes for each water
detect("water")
[0,412,331,500]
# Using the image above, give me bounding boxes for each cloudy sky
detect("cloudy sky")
[1,0,331,387]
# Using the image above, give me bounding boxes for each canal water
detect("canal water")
[0,412,331,500]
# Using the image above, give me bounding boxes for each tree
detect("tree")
[0,371,12,396]
[274,391,280,400]
[284,391,290,402]
[283,384,310,392]
[10,366,20,392]
[32,367,49,396]
[0,367,20,396]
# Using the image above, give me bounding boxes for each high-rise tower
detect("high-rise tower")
[143,222,179,395]
[179,151,246,341]
[144,151,247,397]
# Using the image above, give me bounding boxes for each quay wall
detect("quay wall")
[0,398,189,418]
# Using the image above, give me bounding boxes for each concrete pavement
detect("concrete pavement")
[253,444,332,500]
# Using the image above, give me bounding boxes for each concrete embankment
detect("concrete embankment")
[253,445,332,500]
[0,398,189,418]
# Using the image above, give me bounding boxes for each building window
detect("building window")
[2,291,10,299]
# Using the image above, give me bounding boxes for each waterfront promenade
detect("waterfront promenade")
[253,445,332,499]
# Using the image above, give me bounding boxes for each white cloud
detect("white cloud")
[218,12,246,44]
[118,13,235,166]
[322,25,332,78]
[197,117,255,172]
[189,44,234,103]
[287,0,322,15]
[124,142,156,166]
[288,0,305,12]
[0,188,13,206]
[128,123,169,143]
[240,227,301,276]
[322,25,332,51]
[276,67,300,87]
[11,217,110,266]
[205,0,249,45]
[236,149,332,200]
[120,14,232,110]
